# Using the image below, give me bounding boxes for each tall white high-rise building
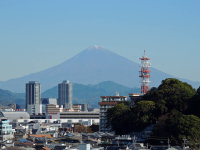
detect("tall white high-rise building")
[58,80,72,109]
[26,81,42,115]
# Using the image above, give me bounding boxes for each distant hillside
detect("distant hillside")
[42,81,140,108]
[0,89,25,107]
[1,46,199,93]
[0,81,139,108]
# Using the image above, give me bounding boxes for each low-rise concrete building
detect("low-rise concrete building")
[46,104,63,114]
[41,98,57,113]
[0,118,13,141]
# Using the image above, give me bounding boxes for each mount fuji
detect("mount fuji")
[0,46,199,92]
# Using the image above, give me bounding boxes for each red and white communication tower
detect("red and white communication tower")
[139,50,151,95]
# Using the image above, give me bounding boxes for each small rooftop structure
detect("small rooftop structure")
[129,93,142,103]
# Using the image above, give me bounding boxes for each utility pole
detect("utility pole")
[168,138,170,148]
[183,138,187,150]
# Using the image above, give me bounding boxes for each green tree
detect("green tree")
[153,110,200,146]
[155,99,168,116]
[187,87,200,117]
[144,78,196,113]
[107,101,157,134]
[107,103,133,135]
[197,87,200,95]
[132,100,156,131]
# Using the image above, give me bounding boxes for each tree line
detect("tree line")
[107,78,200,148]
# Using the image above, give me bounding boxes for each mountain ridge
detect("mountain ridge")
[0,46,199,92]
[0,81,140,108]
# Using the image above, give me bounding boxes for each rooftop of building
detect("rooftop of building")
[60,111,99,114]
[27,81,39,84]
[129,93,141,96]
[59,80,72,84]
[100,96,127,98]
[29,134,52,139]
[98,101,119,106]
[0,111,30,120]
[0,118,10,123]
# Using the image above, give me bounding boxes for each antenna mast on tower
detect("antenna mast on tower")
[139,50,151,95]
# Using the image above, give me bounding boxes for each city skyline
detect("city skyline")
[0,0,200,82]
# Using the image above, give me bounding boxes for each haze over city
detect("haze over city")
[0,0,200,83]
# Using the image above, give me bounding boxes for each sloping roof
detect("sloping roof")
[29,134,52,138]
[0,111,30,120]
[42,147,51,150]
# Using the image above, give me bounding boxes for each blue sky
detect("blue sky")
[0,0,200,82]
